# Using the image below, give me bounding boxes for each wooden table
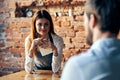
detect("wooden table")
[0,70,61,80]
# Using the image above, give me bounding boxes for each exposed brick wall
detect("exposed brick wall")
[0,0,89,76]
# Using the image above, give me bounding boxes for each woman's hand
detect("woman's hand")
[39,40,58,56]
[29,38,43,57]
[31,38,43,49]
[29,38,58,57]
[39,39,51,49]
[50,44,58,57]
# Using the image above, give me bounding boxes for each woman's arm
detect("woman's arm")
[24,36,34,73]
[52,35,64,73]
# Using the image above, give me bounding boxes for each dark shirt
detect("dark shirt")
[34,49,53,70]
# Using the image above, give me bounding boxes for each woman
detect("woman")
[24,10,63,73]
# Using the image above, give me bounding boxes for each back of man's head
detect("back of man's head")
[85,0,120,35]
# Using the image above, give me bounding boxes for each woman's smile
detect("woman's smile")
[36,18,50,36]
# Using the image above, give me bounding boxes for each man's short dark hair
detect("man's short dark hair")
[85,0,120,35]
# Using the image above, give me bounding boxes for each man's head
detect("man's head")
[84,0,120,45]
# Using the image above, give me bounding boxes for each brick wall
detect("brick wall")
[0,0,89,76]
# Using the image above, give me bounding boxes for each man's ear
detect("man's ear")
[89,14,97,29]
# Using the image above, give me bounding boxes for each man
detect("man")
[61,0,120,80]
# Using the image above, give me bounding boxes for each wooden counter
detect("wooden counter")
[0,70,61,80]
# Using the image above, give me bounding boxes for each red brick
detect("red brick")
[54,20,61,27]
[71,48,81,55]
[58,32,66,37]
[19,38,26,42]
[72,21,84,28]
[74,42,85,49]
[75,16,84,21]
[21,33,29,38]
[9,48,20,53]
[7,0,16,9]
[20,1,33,6]
[72,37,85,43]
[6,42,14,47]
[65,43,75,49]
[61,21,71,27]
[63,49,72,60]
[55,26,67,37]
[19,48,25,53]
[85,44,90,49]
[66,29,75,37]
[20,22,31,28]
[74,25,85,31]
[0,62,11,67]
[81,49,87,52]
[63,37,71,44]
[5,28,13,33]
[14,43,23,48]
[76,31,85,37]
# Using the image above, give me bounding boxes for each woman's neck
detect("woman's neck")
[38,34,49,40]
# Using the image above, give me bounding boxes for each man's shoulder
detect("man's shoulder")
[67,51,95,66]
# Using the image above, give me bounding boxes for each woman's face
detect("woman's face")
[35,18,50,37]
